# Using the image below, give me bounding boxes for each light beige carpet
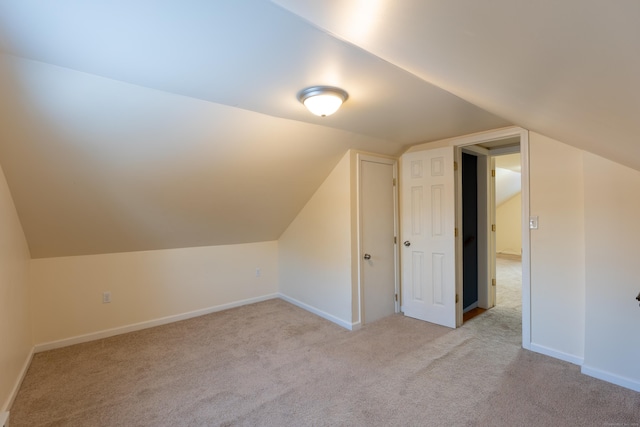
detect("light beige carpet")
[10,257,640,426]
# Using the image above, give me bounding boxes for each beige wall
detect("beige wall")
[0,164,32,412]
[583,153,640,389]
[529,132,586,361]
[6,126,640,399]
[496,192,522,255]
[30,241,278,347]
[278,151,355,328]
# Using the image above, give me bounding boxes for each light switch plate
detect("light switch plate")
[529,216,539,229]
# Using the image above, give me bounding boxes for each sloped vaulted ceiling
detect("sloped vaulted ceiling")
[8,1,637,259]
[0,0,509,258]
[273,0,640,172]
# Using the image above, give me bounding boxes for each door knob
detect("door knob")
[363,253,371,260]
[403,241,411,247]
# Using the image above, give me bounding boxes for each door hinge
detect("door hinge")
[455,294,459,303]
[392,178,396,186]
[492,224,496,232]
[395,293,398,302]
[492,278,496,287]
[454,161,458,171]
[491,169,496,177]
[394,236,397,244]
[454,228,458,237]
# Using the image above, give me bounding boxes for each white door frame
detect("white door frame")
[451,127,531,349]
[356,153,400,325]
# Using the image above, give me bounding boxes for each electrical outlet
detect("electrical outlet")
[102,291,111,304]
[256,268,261,278]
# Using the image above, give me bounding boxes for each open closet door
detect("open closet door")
[401,147,456,328]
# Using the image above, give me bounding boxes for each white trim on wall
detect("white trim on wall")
[530,343,584,366]
[34,294,279,353]
[582,365,640,393]
[2,347,33,415]
[520,131,531,350]
[279,293,361,331]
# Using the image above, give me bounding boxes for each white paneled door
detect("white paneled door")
[401,147,456,328]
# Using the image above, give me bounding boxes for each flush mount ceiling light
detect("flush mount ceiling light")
[298,86,349,117]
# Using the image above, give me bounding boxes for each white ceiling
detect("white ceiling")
[274,0,640,171]
[496,153,522,174]
[0,0,507,144]
[495,169,521,207]
[0,0,636,258]
[496,154,522,206]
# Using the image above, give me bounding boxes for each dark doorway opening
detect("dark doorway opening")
[462,152,478,312]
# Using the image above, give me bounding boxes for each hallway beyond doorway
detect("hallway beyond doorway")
[463,254,521,322]
[496,254,522,309]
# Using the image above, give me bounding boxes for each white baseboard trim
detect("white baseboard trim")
[581,365,640,392]
[2,346,34,415]
[529,343,584,366]
[496,251,521,257]
[278,293,358,331]
[0,411,9,427]
[34,294,279,353]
